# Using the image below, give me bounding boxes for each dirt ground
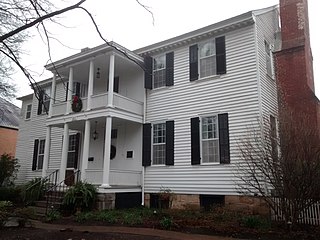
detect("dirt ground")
[0,228,173,240]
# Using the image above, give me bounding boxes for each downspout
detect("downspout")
[141,88,147,206]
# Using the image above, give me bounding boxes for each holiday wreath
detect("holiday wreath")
[72,95,82,112]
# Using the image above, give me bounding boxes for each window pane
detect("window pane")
[153,69,166,88]
[153,55,166,70]
[153,123,166,143]
[37,155,44,169]
[67,152,75,168]
[202,139,219,163]
[199,40,215,57]
[153,144,165,165]
[200,56,216,78]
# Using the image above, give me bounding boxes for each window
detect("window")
[67,134,79,168]
[32,139,45,170]
[65,82,87,101]
[270,115,278,157]
[37,87,51,115]
[152,123,166,165]
[144,52,174,90]
[25,104,32,119]
[153,55,166,88]
[201,116,219,163]
[191,114,230,165]
[142,121,174,167]
[199,39,216,78]
[265,41,274,77]
[189,36,226,81]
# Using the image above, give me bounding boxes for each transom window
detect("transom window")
[153,123,166,165]
[201,116,219,163]
[25,104,32,119]
[37,139,45,170]
[199,39,216,78]
[153,55,166,88]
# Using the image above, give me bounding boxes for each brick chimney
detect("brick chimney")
[275,0,320,132]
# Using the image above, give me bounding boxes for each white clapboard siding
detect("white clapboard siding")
[144,23,264,195]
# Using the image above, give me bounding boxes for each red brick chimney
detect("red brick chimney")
[275,0,320,133]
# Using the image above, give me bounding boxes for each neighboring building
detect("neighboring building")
[0,97,20,156]
[16,5,280,210]
[274,0,320,134]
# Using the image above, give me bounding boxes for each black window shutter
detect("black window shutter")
[142,123,152,166]
[144,56,153,89]
[114,76,119,93]
[216,36,226,75]
[165,120,174,165]
[189,44,199,81]
[32,139,39,170]
[65,82,69,101]
[74,133,80,169]
[191,117,200,165]
[75,82,81,96]
[166,52,174,86]
[218,113,230,164]
[37,91,43,115]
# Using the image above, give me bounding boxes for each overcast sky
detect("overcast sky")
[14,0,319,105]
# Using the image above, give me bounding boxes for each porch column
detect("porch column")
[87,60,94,110]
[107,54,115,107]
[81,120,91,180]
[59,123,69,183]
[42,126,51,178]
[66,67,74,114]
[100,116,112,188]
[48,74,56,117]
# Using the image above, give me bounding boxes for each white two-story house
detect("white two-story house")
[16,5,279,210]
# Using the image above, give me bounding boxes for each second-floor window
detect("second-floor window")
[144,52,174,90]
[25,104,32,119]
[37,87,51,115]
[265,40,274,77]
[189,36,226,81]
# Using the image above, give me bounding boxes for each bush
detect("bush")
[95,210,116,224]
[46,209,61,222]
[21,178,48,205]
[0,201,13,225]
[241,215,270,229]
[160,216,173,229]
[0,154,19,186]
[0,186,21,203]
[75,211,95,223]
[62,181,97,212]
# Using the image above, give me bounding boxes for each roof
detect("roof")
[0,97,20,130]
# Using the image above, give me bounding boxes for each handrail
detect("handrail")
[45,170,81,214]
[25,169,59,192]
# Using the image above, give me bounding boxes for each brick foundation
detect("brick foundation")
[96,193,115,210]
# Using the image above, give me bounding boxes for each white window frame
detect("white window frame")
[199,39,217,79]
[200,115,220,164]
[152,122,166,165]
[153,54,166,89]
[265,40,274,78]
[41,87,51,114]
[37,139,45,170]
[25,104,32,120]
[67,134,78,169]
[72,82,87,98]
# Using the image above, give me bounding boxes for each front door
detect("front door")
[65,133,80,186]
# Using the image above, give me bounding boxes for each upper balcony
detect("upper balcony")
[45,43,145,123]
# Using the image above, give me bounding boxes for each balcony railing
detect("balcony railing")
[51,92,143,117]
[85,169,142,186]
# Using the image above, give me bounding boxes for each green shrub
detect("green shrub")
[0,186,21,203]
[21,178,48,205]
[62,181,97,212]
[14,207,36,220]
[160,216,173,229]
[75,211,95,223]
[0,154,19,186]
[122,212,143,225]
[46,209,61,222]
[95,210,116,224]
[0,201,13,225]
[241,215,270,229]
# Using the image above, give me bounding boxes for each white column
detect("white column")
[87,60,94,110]
[81,120,91,181]
[107,54,115,107]
[42,126,51,178]
[48,74,56,118]
[59,123,69,183]
[100,116,112,188]
[66,67,74,114]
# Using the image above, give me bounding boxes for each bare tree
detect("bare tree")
[0,0,152,101]
[237,109,320,226]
